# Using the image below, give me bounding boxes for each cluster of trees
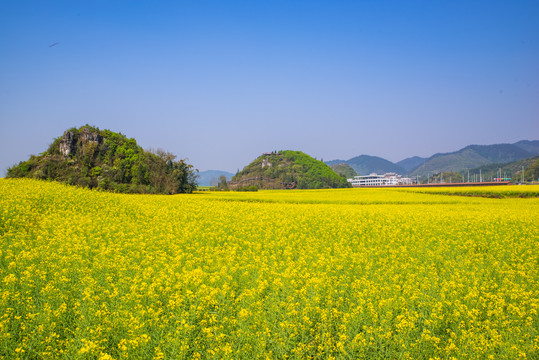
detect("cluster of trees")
[422,172,464,184]
[7,125,198,194]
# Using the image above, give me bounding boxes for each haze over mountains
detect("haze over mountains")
[326,156,406,177]
[197,170,234,187]
[326,140,539,177]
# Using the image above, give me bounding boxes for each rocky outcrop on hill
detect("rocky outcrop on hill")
[58,131,75,157]
[59,128,102,157]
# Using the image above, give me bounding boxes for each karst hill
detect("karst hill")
[229,151,350,190]
[7,125,198,194]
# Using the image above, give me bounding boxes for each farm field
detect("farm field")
[1,179,538,359]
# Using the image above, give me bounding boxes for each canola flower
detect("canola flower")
[0,178,538,359]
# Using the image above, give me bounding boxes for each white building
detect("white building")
[348,173,413,187]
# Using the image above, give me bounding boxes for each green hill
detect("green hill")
[7,125,198,194]
[230,151,350,189]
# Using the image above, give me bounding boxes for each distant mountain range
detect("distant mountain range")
[408,141,539,177]
[326,155,406,176]
[326,140,539,177]
[396,156,427,173]
[197,170,235,187]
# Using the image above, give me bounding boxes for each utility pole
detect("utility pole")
[480,169,482,183]
[467,169,470,183]
[522,166,525,184]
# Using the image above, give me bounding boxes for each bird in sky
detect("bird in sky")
[49,42,59,47]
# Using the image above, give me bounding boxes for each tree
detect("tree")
[217,175,228,190]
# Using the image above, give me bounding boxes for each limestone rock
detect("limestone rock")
[261,158,272,168]
[59,131,75,157]
[58,128,103,157]
[79,127,102,145]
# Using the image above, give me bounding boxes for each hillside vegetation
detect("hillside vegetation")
[468,156,539,182]
[330,163,357,179]
[231,151,350,189]
[7,125,197,194]
[513,140,539,155]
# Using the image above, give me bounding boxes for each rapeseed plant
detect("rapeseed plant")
[0,179,537,359]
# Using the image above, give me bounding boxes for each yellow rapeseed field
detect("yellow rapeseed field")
[1,178,538,359]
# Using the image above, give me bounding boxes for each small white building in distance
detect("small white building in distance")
[348,173,413,187]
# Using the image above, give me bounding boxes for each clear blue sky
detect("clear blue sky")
[1,1,538,174]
